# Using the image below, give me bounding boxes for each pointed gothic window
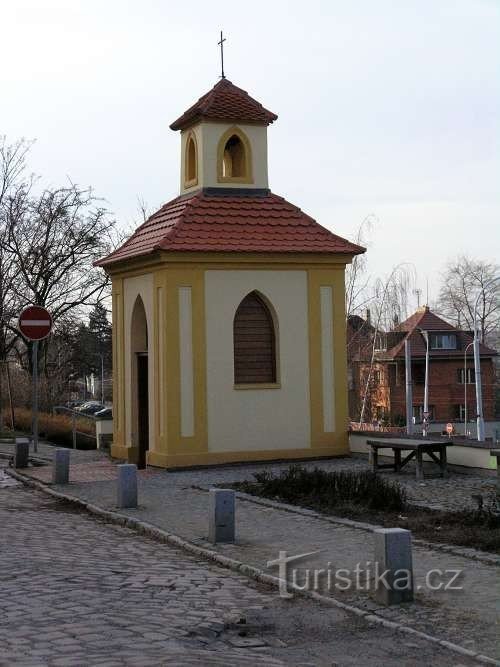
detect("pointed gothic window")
[218,127,253,183]
[233,292,276,384]
[184,133,198,187]
[223,135,245,177]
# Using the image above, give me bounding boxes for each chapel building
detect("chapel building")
[96,78,365,468]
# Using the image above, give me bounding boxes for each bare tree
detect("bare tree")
[345,214,376,318]
[435,255,500,344]
[0,137,119,399]
[358,263,415,424]
[0,137,34,429]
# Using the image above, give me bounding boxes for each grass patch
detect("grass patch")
[230,465,500,554]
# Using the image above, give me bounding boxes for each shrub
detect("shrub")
[237,465,406,512]
[12,408,96,449]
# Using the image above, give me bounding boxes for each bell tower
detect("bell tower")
[170,78,277,194]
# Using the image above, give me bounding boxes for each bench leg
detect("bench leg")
[416,449,424,481]
[372,448,378,473]
[440,447,448,478]
[394,449,402,473]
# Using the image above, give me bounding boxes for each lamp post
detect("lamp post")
[463,341,474,437]
[405,339,413,435]
[473,277,500,442]
[420,329,430,437]
[93,353,105,405]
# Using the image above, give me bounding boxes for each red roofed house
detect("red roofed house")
[349,306,497,429]
[96,78,364,468]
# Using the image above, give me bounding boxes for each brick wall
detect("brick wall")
[350,357,496,423]
[389,358,496,422]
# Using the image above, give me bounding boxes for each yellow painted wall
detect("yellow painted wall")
[308,267,349,455]
[110,278,127,460]
[147,266,208,467]
[111,258,350,468]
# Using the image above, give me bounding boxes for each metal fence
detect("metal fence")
[52,406,98,449]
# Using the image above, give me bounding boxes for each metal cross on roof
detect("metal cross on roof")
[218,30,226,79]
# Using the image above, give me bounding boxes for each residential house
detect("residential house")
[349,305,498,426]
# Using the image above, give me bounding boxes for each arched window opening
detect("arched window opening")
[131,296,148,352]
[184,133,197,186]
[222,135,246,178]
[233,292,276,384]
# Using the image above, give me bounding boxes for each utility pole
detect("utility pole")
[405,339,413,435]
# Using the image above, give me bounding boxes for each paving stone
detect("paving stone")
[0,461,491,666]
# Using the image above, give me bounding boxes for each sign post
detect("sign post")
[18,306,53,454]
[32,341,38,452]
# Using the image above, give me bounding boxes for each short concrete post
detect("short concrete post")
[117,464,138,509]
[14,437,30,468]
[52,448,70,484]
[208,489,235,544]
[374,528,414,605]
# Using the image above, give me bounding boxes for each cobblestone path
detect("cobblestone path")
[35,456,499,660]
[0,474,483,666]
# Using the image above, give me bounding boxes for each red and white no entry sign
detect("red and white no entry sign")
[18,305,53,341]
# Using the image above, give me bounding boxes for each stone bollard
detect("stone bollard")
[52,449,70,484]
[374,528,414,605]
[491,450,500,497]
[117,464,138,509]
[208,489,235,544]
[14,438,30,469]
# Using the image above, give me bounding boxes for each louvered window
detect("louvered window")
[233,292,276,384]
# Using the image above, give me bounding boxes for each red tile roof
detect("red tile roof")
[382,307,497,359]
[96,191,365,267]
[170,79,278,131]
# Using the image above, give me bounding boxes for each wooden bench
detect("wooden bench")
[366,438,453,480]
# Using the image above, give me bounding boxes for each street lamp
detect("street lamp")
[473,277,500,442]
[463,341,474,437]
[93,353,105,405]
[419,329,430,437]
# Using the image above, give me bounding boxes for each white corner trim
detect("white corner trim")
[179,287,195,437]
[320,286,335,432]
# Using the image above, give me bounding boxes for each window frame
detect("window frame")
[184,131,198,189]
[430,333,457,350]
[233,291,279,388]
[457,367,475,384]
[217,126,254,185]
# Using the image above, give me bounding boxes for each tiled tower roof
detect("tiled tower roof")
[170,79,278,131]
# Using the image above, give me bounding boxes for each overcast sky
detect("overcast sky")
[2,0,498,311]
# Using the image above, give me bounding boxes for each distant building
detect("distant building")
[349,306,498,426]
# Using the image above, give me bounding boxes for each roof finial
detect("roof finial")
[218,30,226,79]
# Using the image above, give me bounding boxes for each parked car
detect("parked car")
[66,400,84,409]
[94,407,112,419]
[76,401,105,415]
